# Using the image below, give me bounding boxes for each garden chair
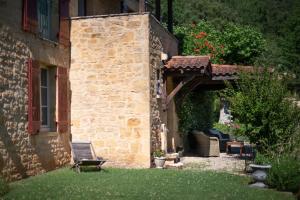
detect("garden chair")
[192,130,220,157]
[71,141,106,173]
[205,128,232,152]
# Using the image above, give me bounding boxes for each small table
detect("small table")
[226,141,244,156]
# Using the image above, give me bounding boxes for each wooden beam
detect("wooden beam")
[139,0,145,13]
[166,76,195,106]
[167,0,173,33]
[155,0,161,21]
[176,78,204,107]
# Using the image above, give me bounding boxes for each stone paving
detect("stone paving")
[181,153,246,175]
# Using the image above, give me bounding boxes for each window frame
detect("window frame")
[37,0,52,40]
[40,67,51,131]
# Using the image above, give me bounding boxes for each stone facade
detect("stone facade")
[0,0,179,180]
[149,17,178,152]
[0,1,71,181]
[70,13,178,168]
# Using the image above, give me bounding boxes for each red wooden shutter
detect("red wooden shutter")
[28,59,40,134]
[59,0,70,47]
[57,67,69,133]
[22,0,38,33]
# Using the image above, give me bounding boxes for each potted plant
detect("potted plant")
[153,149,166,169]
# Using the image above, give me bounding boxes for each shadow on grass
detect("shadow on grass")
[71,166,110,173]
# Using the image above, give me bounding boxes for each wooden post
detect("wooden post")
[139,0,145,13]
[167,0,173,33]
[155,0,161,21]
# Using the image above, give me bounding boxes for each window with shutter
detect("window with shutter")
[59,0,70,46]
[57,67,69,133]
[40,66,57,132]
[22,0,38,33]
[28,59,41,134]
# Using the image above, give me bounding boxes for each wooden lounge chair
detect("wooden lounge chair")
[71,141,106,172]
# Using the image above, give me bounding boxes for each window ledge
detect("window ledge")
[37,131,58,137]
[38,36,59,47]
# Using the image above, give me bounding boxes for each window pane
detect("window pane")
[41,87,48,106]
[38,0,51,39]
[78,0,86,16]
[41,107,48,125]
[41,69,48,86]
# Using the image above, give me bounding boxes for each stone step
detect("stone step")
[165,162,184,169]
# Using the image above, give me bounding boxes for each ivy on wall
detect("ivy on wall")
[176,90,219,135]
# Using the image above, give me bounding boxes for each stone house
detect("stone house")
[0,0,181,180]
[0,0,238,181]
[0,0,72,181]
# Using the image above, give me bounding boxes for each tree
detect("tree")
[175,21,265,65]
[224,68,300,152]
[153,0,300,79]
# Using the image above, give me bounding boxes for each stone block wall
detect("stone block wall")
[149,16,178,152]
[70,13,179,167]
[0,1,71,181]
[70,14,151,168]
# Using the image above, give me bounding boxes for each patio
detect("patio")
[181,153,245,175]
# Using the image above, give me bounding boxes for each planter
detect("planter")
[154,157,166,169]
[249,164,271,188]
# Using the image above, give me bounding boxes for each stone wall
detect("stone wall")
[0,1,71,181]
[70,14,151,168]
[149,16,178,152]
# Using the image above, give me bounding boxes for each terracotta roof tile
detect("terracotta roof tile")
[164,56,210,74]
[212,64,253,80]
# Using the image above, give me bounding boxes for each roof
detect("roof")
[211,64,253,80]
[164,56,210,74]
[164,56,254,80]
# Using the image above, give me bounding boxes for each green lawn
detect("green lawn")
[3,168,294,200]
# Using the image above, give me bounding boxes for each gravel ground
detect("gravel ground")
[181,153,246,175]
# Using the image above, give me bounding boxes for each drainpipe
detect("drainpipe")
[155,0,161,21]
[167,0,173,33]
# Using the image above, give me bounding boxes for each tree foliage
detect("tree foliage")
[176,91,217,134]
[175,21,265,65]
[154,0,300,78]
[224,69,300,152]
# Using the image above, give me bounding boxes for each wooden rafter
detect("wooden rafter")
[166,76,195,106]
[176,78,204,107]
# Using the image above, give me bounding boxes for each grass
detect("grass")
[3,168,295,200]
[0,177,9,197]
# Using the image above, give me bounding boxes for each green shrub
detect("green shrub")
[267,155,300,193]
[0,177,9,196]
[174,21,265,65]
[224,68,300,152]
[153,149,165,158]
[213,123,231,134]
[254,152,271,165]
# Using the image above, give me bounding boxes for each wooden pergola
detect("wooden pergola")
[162,56,251,109]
